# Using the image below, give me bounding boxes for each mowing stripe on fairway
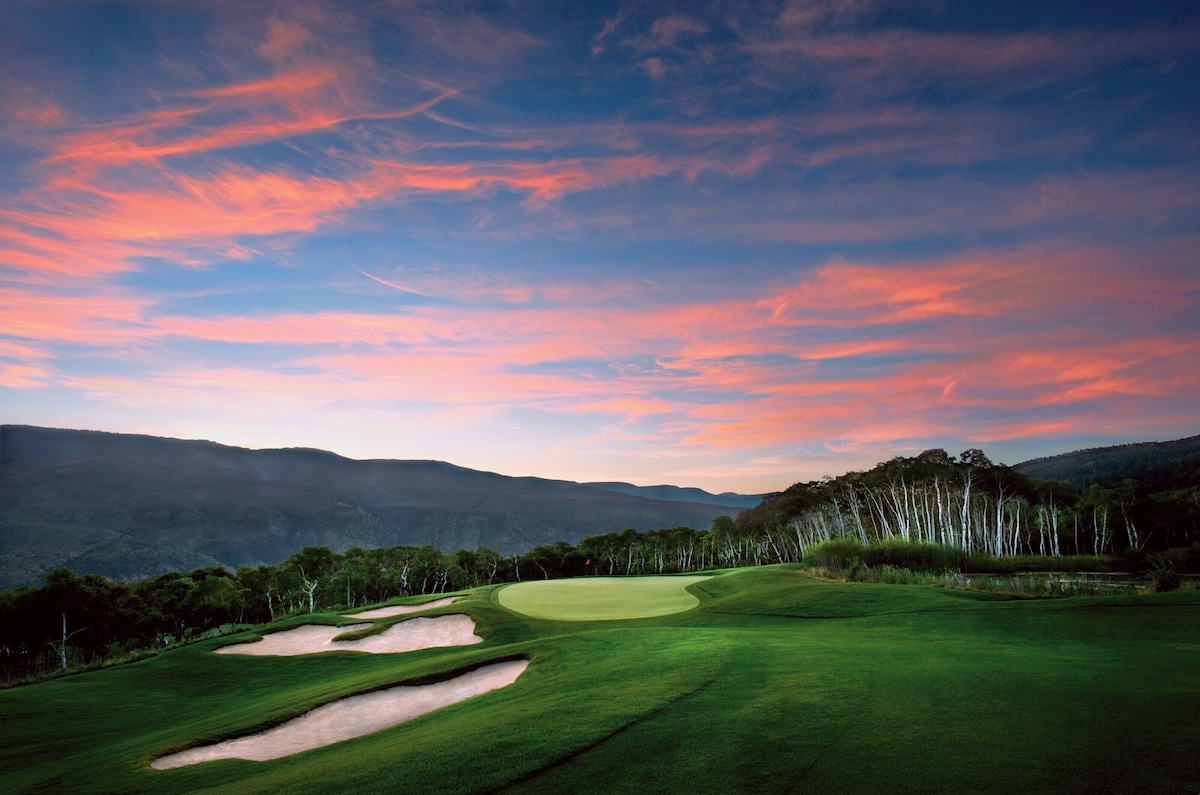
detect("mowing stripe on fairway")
[498,576,710,620]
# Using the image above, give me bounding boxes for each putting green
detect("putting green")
[498,575,710,620]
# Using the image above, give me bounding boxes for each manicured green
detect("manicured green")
[1,568,1197,794]
[498,575,710,620]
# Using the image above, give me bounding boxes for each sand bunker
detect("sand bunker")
[344,596,460,619]
[215,615,482,656]
[152,659,528,768]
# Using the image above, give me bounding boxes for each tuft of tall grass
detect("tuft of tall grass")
[864,538,966,573]
[805,537,966,576]
[802,536,866,573]
[847,565,944,586]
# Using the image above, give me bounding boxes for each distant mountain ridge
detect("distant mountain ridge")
[0,425,751,589]
[1015,434,1200,491]
[9,425,1196,590]
[584,481,774,509]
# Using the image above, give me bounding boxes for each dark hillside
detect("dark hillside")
[1015,435,1200,491]
[585,481,772,509]
[0,425,744,588]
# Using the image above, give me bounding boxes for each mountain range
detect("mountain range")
[0,425,766,589]
[5,425,1196,590]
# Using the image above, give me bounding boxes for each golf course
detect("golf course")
[2,567,1197,794]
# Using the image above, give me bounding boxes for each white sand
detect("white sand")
[152,659,528,768]
[343,597,460,619]
[214,615,483,656]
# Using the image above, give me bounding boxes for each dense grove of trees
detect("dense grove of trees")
[0,531,722,680]
[3,448,1197,683]
[736,448,1199,561]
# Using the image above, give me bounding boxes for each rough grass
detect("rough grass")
[1,567,1197,794]
[497,575,710,621]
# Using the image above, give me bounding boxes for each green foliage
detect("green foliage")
[857,565,940,586]
[863,537,966,573]
[1149,567,1181,592]
[1146,550,1185,592]
[803,536,865,573]
[805,537,966,576]
[4,500,1196,684]
[746,445,1200,560]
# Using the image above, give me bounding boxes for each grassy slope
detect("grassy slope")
[1,567,1197,794]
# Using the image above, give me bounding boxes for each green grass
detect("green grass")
[1,569,1197,794]
[497,575,710,621]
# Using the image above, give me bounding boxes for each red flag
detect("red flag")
[585,558,590,565]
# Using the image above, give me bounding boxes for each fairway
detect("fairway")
[2,566,1198,794]
[498,575,710,620]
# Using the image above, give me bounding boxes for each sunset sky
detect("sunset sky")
[1,1,1198,493]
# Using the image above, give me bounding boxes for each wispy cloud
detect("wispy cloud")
[8,240,1193,469]
[2,0,1197,489]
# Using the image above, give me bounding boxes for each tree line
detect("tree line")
[733,448,1199,562]
[3,447,1196,683]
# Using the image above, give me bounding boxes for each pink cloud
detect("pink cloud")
[748,22,1196,87]
[641,57,669,79]
[0,288,150,345]
[7,34,699,282]
[4,146,683,284]
[9,255,1189,468]
[260,16,312,61]
[0,362,50,388]
[15,10,1186,294]
[155,312,431,347]
[0,223,143,280]
[649,16,708,47]
[1,2,1194,473]
[2,93,67,131]
[14,242,1172,458]
[44,69,447,169]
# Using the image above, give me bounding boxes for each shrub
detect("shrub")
[1147,552,1182,592]
[1150,568,1181,592]
[871,565,931,585]
[844,560,867,582]
[864,538,966,574]
[804,536,865,574]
